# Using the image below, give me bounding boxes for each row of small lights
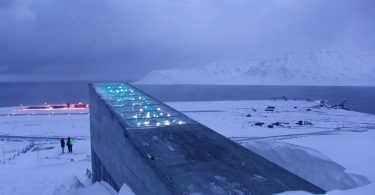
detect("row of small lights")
[5,112,88,117]
[4,102,88,117]
[135,119,185,127]
[132,108,171,119]
[102,84,186,128]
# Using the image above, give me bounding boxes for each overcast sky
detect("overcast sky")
[0,0,374,81]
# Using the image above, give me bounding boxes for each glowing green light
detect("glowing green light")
[95,83,191,128]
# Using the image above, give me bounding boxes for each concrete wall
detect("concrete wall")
[89,83,325,195]
[89,85,173,194]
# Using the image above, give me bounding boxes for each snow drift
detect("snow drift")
[242,140,370,191]
[136,49,375,86]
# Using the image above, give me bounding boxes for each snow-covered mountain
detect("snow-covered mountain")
[136,59,261,85]
[241,50,375,85]
[135,49,375,86]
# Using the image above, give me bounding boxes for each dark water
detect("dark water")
[0,82,374,114]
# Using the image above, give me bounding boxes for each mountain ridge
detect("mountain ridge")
[135,49,375,86]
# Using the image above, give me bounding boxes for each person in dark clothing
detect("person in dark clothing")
[67,137,73,153]
[60,138,65,154]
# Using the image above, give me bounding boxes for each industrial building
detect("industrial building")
[89,83,325,195]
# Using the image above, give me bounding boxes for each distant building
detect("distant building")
[73,103,88,108]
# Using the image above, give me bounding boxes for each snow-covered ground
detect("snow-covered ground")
[136,49,375,86]
[0,107,92,195]
[0,100,374,194]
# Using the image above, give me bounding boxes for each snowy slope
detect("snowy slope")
[135,59,261,84]
[167,100,375,194]
[136,49,375,86]
[244,141,369,191]
[242,50,375,86]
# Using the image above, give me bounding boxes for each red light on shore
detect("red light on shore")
[22,102,89,111]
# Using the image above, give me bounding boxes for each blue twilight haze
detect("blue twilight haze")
[0,0,374,81]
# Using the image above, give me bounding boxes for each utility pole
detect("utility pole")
[36,143,39,160]
[2,145,5,164]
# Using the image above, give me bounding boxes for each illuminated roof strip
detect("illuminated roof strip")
[94,83,191,128]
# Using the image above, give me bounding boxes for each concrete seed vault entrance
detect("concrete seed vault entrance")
[89,83,325,195]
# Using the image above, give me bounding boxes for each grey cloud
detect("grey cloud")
[0,0,13,8]
[0,0,374,81]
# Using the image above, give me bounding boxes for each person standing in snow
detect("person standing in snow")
[69,137,74,153]
[60,138,65,154]
[67,137,73,153]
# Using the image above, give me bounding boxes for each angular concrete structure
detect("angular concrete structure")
[89,83,325,195]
